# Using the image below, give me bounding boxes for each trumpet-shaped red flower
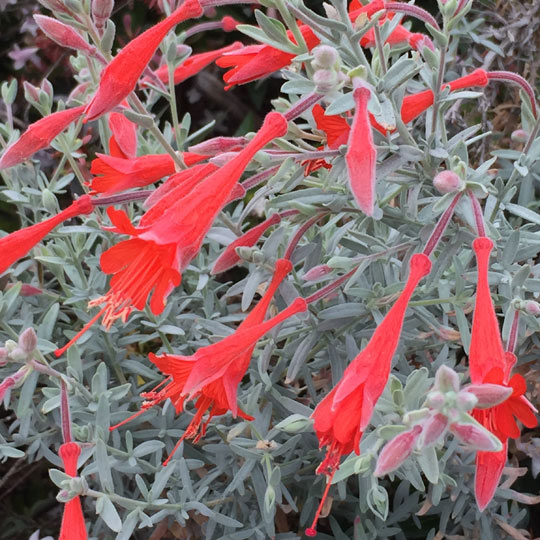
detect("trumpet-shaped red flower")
[0,195,93,275]
[469,237,538,510]
[88,152,206,194]
[58,442,87,540]
[345,85,377,215]
[55,112,287,355]
[211,214,282,274]
[148,42,243,86]
[307,253,432,536]
[108,111,137,158]
[312,104,350,149]
[360,15,427,50]
[111,267,304,464]
[85,0,203,121]
[0,105,85,169]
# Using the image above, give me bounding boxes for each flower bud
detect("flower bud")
[433,170,464,194]
[303,264,332,282]
[189,136,248,156]
[418,413,448,447]
[450,420,503,452]
[34,15,94,54]
[426,391,445,409]
[524,300,540,316]
[18,328,38,354]
[221,16,239,32]
[92,0,114,29]
[322,3,339,20]
[456,390,478,411]
[8,347,28,362]
[4,340,17,353]
[511,129,529,144]
[209,151,238,166]
[312,45,340,70]
[434,365,460,393]
[374,425,422,476]
[23,81,42,105]
[313,69,339,93]
[464,383,512,409]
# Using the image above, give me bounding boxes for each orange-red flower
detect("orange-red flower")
[147,42,243,86]
[58,442,87,540]
[85,0,203,121]
[469,237,538,510]
[345,84,377,215]
[108,111,137,158]
[0,195,93,275]
[88,152,206,194]
[307,253,431,536]
[0,105,85,169]
[55,112,288,355]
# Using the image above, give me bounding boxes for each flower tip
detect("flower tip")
[264,111,288,138]
[305,527,317,537]
[472,236,493,253]
[410,253,432,278]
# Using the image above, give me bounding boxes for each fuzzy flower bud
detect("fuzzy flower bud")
[312,45,340,70]
[18,328,38,354]
[313,69,339,93]
[419,413,448,447]
[92,0,114,28]
[189,136,248,156]
[456,390,478,412]
[426,390,445,409]
[34,15,95,54]
[303,264,333,282]
[511,129,529,144]
[524,300,540,316]
[449,420,503,452]
[374,425,423,476]
[434,365,460,393]
[464,383,513,409]
[433,170,464,194]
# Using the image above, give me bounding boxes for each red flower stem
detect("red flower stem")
[422,192,462,257]
[284,212,328,260]
[384,3,440,30]
[487,71,538,118]
[284,92,324,122]
[278,209,300,219]
[505,309,520,354]
[92,191,152,207]
[468,190,486,237]
[305,267,357,305]
[241,166,280,191]
[60,380,72,444]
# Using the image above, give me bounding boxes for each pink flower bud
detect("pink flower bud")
[312,45,339,69]
[426,390,445,409]
[209,151,239,166]
[0,368,26,402]
[433,170,464,194]
[23,81,41,104]
[313,69,338,93]
[221,16,239,32]
[18,328,37,354]
[524,300,540,316]
[450,421,503,452]
[464,383,513,408]
[34,15,94,54]
[419,413,448,447]
[189,136,248,156]
[92,0,114,28]
[374,425,423,476]
[303,264,333,282]
[511,129,529,144]
[456,390,478,411]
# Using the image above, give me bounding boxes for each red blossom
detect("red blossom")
[88,152,206,194]
[0,106,86,170]
[84,0,203,121]
[0,195,94,275]
[55,112,288,355]
[58,442,87,540]
[308,253,431,535]
[148,42,243,86]
[345,84,377,215]
[108,110,137,158]
[360,16,428,50]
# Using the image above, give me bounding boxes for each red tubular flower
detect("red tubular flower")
[58,442,87,540]
[88,152,206,194]
[55,112,287,354]
[345,85,377,215]
[0,105,85,170]
[84,0,203,122]
[360,16,427,50]
[108,111,137,158]
[469,237,538,510]
[216,25,321,90]
[307,253,431,536]
[148,42,243,86]
[312,104,350,149]
[211,214,282,274]
[110,268,304,464]
[0,195,93,275]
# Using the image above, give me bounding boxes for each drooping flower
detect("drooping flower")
[88,152,206,194]
[345,84,377,215]
[55,112,288,354]
[0,105,85,169]
[0,195,93,275]
[58,442,87,540]
[84,0,203,121]
[306,253,432,536]
[111,264,304,464]
[211,214,282,274]
[468,237,538,510]
[147,42,243,86]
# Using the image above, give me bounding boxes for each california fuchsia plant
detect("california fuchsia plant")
[1,0,539,538]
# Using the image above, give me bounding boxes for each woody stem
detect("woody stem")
[422,192,462,257]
